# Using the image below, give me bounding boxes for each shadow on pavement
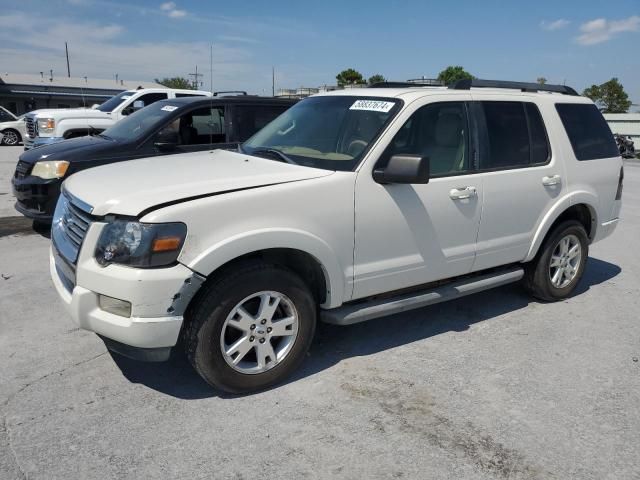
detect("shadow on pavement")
[110,256,621,399]
[0,216,50,239]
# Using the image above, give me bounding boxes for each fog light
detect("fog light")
[99,295,132,317]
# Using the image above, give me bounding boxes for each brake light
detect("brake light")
[615,166,623,200]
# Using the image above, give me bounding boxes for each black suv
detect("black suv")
[12,95,296,223]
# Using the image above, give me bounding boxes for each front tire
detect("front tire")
[523,220,589,301]
[1,129,21,146]
[185,262,316,393]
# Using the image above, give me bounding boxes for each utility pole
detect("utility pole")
[272,66,275,97]
[65,42,71,77]
[189,65,203,89]
[210,44,214,94]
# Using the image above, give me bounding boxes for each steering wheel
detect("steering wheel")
[346,139,368,157]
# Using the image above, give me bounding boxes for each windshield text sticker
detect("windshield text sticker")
[121,95,131,100]
[161,105,179,112]
[349,100,395,113]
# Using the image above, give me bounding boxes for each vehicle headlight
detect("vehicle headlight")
[95,221,187,268]
[37,118,55,133]
[31,160,69,179]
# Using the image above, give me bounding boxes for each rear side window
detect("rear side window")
[176,93,206,98]
[555,103,618,160]
[234,105,290,141]
[477,102,551,170]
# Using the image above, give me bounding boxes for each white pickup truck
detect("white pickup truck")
[23,88,210,149]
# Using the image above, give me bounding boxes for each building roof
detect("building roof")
[603,113,640,121]
[0,72,162,91]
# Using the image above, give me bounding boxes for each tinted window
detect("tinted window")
[176,93,207,98]
[235,105,290,141]
[101,101,178,141]
[96,91,135,112]
[0,110,13,121]
[556,103,618,160]
[480,102,530,169]
[178,106,226,145]
[134,93,168,109]
[382,102,469,177]
[525,103,550,164]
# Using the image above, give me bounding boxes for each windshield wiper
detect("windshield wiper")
[249,148,297,165]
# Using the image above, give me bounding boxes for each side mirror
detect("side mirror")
[133,100,145,111]
[154,129,179,151]
[373,155,430,184]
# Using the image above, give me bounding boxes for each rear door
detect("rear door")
[470,97,565,271]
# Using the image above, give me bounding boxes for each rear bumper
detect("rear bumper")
[592,218,619,243]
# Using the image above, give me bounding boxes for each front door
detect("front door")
[352,98,483,300]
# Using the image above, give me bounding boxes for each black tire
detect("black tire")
[1,129,21,146]
[184,262,316,393]
[523,220,589,301]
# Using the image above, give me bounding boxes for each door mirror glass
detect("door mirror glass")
[373,155,430,184]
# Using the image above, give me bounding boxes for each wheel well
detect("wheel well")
[548,204,595,241]
[1,128,21,140]
[203,248,328,304]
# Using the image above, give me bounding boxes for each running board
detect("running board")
[321,267,524,326]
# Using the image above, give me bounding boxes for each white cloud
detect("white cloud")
[159,1,185,19]
[540,19,570,31]
[575,15,640,45]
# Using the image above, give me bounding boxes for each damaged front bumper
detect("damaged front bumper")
[50,238,204,361]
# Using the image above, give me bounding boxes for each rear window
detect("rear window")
[555,103,618,160]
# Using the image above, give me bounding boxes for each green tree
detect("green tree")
[437,66,474,85]
[154,77,196,90]
[336,68,365,87]
[537,77,547,85]
[368,74,386,85]
[583,78,631,113]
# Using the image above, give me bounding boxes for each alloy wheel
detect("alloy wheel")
[549,234,582,289]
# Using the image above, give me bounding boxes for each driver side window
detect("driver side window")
[382,102,470,177]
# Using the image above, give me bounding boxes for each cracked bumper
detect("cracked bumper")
[50,246,198,351]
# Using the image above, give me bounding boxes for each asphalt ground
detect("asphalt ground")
[1,145,639,479]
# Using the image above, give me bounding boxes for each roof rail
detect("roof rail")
[213,90,247,96]
[449,79,579,96]
[369,81,444,89]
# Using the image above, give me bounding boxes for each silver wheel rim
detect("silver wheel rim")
[220,291,299,374]
[549,234,582,289]
[3,131,18,145]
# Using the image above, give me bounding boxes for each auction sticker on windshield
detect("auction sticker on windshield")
[161,105,179,112]
[349,100,395,113]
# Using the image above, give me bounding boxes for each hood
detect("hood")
[19,135,117,164]
[63,149,334,217]
[29,108,109,119]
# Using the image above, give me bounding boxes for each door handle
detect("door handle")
[542,175,561,186]
[449,186,477,200]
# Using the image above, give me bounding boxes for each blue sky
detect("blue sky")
[1,0,638,106]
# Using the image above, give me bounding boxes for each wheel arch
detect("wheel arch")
[524,193,598,262]
[184,229,347,308]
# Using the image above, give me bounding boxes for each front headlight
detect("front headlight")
[31,160,69,179]
[37,118,55,133]
[95,221,187,268]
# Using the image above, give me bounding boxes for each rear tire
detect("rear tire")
[523,220,589,301]
[185,262,316,394]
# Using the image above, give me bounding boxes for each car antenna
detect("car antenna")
[210,43,214,148]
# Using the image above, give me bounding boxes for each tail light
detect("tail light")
[615,166,624,200]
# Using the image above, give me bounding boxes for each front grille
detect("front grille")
[14,160,32,178]
[25,116,37,138]
[52,193,94,265]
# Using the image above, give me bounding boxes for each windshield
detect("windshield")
[101,101,181,141]
[242,96,401,171]
[96,91,135,113]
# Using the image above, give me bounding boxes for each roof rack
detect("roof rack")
[369,81,444,89]
[449,79,579,96]
[213,90,247,96]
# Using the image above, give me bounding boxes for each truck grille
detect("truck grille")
[14,160,32,178]
[52,192,94,265]
[25,116,38,138]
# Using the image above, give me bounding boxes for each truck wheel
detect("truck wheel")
[523,220,589,301]
[185,262,316,393]
[1,129,21,146]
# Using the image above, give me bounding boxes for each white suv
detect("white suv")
[49,80,623,393]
